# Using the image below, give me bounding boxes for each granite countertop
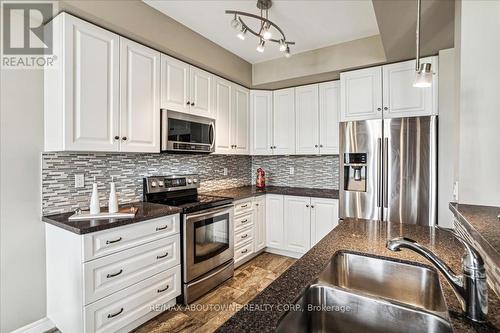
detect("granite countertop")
[450,202,500,259]
[42,202,182,234]
[217,219,500,333]
[202,185,339,201]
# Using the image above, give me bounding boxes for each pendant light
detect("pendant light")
[413,0,433,88]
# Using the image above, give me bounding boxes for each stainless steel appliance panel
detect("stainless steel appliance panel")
[383,116,437,225]
[339,120,383,220]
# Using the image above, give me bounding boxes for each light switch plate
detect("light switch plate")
[75,174,85,188]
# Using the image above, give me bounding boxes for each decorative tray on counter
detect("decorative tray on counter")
[68,207,138,221]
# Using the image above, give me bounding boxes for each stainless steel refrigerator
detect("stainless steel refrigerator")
[339,116,437,226]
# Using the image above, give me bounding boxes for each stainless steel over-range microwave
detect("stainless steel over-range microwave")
[161,109,215,153]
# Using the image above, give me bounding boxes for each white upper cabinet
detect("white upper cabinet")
[295,84,320,155]
[119,38,161,153]
[382,57,438,118]
[45,13,120,152]
[250,91,273,155]
[273,88,296,155]
[310,198,338,246]
[190,67,215,118]
[319,81,340,154]
[214,78,233,154]
[160,54,190,114]
[233,85,250,154]
[266,194,284,249]
[340,67,382,121]
[283,196,311,254]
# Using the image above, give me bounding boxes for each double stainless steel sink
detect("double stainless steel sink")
[276,251,453,333]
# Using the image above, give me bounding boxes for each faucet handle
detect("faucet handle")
[435,226,484,271]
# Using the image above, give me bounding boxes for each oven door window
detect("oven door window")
[193,213,229,264]
[168,118,212,145]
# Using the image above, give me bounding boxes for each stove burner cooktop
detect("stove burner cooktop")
[152,194,233,214]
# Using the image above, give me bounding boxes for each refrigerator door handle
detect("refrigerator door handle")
[383,137,389,208]
[377,138,382,208]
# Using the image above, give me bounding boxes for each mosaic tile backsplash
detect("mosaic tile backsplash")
[42,153,339,215]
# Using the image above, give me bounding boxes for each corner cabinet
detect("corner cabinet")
[272,88,296,155]
[44,13,160,153]
[295,84,320,155]
[250,91,273,155]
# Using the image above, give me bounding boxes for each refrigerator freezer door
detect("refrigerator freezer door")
[339,120,383,220]
[383,116,437,225]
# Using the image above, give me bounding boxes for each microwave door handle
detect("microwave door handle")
[209,122,215,149]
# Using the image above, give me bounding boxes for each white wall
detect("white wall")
[0,69,46,332]
[456,0,500,206]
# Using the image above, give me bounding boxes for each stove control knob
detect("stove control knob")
[187,179,192,184]
[158,181,164,187]
[151,181,157,188]
[193,179,198,184]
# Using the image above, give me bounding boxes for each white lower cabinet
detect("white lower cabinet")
[253,196,266,252]
[310,198,339,246]
[265,194,285,249]
[283,196,311,253]
[46,214,182,333]
[233,198,255,267]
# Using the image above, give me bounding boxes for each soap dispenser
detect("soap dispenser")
[90,176,100,215]
[108,176,118,213]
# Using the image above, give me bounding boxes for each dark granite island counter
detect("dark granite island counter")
[217,219,500,333]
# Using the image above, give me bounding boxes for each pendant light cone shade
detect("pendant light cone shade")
[237,27,247,40]
[279,39,286,52]
[284,46,291,58]
[413,63,433,87]
[256,39,265,52]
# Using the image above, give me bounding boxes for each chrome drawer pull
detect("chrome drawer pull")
[240,204,248,208]
[157,285,170,293]
[241,219,248,224]
[105,237,122,244]
[156,252,169,259]
[156,225,168,231]
[241,249,248,254]
[106,269,123,278]
[241,234,248,239]
[107,307,124,318]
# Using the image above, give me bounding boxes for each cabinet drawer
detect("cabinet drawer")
[235,226,253,248]
[84,265,180,333]
[234,212,253,231]
[234,199,253,215]
[234,241,254,263]
[83,214,179,261]
[84,235,180,305]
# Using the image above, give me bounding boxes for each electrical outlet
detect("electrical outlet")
[223,167,228,176]
[453,181,459,201]
[75,174,85,188]
[289,167,294,175]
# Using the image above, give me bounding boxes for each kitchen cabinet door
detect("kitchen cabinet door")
[160,54,190,114]
[45,13,120,152]
[233,85,250,154]
[190,67,214,118]
[310,198,338,246]
[273,88,296,155]
[382,57,438,118]
[283,196,311,254]
[295,84,320,155]
[340,66,382,121]
[319,81,340,155]
[250,91,273,155]
[266,195,284,249]
[253,196,266,252]
[119,38,160,153]
[214,78,233,154]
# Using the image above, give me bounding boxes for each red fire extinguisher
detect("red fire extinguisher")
[256,168,266,189]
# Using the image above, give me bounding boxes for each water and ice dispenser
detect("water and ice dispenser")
[343,153,367,192]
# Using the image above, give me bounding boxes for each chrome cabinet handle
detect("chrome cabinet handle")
[240,204,248,208]
[377,107,382,111]
[190,102,195,106]
[156,225,168,231]
[315,144,318,148]
[306,204,310,208]
[106,269,123,278]
[186,101,190,105]
[156,252,169,259]
[241,234,248,239]
[122,136,127,141]
[384,107,389,111]
[241,219,248,224]
[320,144,323,148]
[311,205,315,208]
[114,135,120,140]
[241,249,248,254]
[157,285,170,293]
[107,307,124,318]
[255,203,259,207]
[106,237,122,244]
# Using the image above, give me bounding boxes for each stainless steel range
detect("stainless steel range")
[143,175,234,304]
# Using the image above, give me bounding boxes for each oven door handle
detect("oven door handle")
[185,204,234,222]
[187,260,234,288]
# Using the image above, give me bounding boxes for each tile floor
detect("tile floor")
[133,252,296,333]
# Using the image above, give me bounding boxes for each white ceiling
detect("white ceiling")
[144,0,380,64]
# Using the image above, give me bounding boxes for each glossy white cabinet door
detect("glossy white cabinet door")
[319,81,340,155]
[190,67,214,118]
[214,78,233,154]
[310,198,338,246]
[283,196,311,254]
[58,14,120,152]
[119,38,160,153]
[382,57,438,118]
[266,194,284,249]
[340,66,382,121]
[295,84,320,155]
[273,88,296,155]
[233,85,250,154]
[160,54,190,114]
[250,91,273,155]
[253,196,266,252]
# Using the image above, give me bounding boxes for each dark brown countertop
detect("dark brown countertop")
[202,185,339,201]
[43,202,182,235]
[216,219,500,333]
